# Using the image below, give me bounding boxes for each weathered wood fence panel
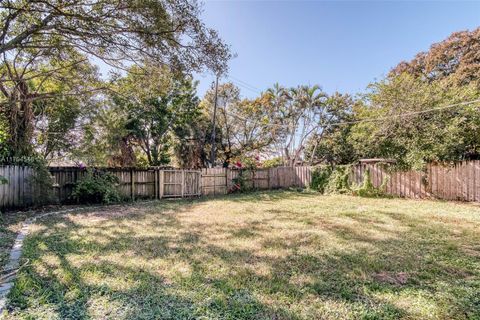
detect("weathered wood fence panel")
[4,162,480,210]
[350,161,480,201]
[0,166,36,208]
[201,168,227,196]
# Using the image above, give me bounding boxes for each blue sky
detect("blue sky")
[195,1,480,98]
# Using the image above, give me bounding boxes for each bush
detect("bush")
[324,166,351,194]
[352,169,389,198]
[310,166,333,193]
[230,169,254,193]
[311,165,387,197]
[72,169,121,204]
[310,165,350,194]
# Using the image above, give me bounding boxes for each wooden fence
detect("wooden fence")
[353,161,480,201]
[1,161,480,209]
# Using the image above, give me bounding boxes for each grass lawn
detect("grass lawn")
[2,191,480,319]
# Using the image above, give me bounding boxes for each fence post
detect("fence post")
[225,168,229,194]
[130,168,135,201]
[267,168,271,190]
[154,169,158,199]
[159,170,164,199]
[213,169,216,196]
[181,170,185,198]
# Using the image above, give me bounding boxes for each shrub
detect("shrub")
[311,165,388,197]
[352,169,389,198]
[310,165,350,194]
[230,169,254,193]
[72,169,121,204]
[310,166,333,193]
[324,166,351,194]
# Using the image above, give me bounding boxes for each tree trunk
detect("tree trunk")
[7,80,34,157]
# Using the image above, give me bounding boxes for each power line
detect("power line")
[222,98,480,130]
[328,98,480,127]
[228,79,262,95]
[204,70,263,94]
[227,75,263,93]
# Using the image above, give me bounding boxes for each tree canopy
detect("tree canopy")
[0,0,232,73]
[0,0,232,158]
[1,20,479,170]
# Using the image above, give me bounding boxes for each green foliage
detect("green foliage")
[201,82,273,167]
[30,159,55,204]
[230,169,255,193]
[72,170,121,204]
[108,66,202,167]
[311,165,387,198]
[310,166,333,193]
[391,27,480,86]
[324,166,351,194]
[352,70,480,170]
[0,114,10,158]
[310,165,351,194]
[352,170,388,198]
[261,157,284,168]
[264,83,328,166]
[305,93,359,165]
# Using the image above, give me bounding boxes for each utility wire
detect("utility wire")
[227,75,263,93]
[328,98,480,127]
[222,98,480,130]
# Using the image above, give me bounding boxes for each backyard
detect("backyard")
[2,191,480,319]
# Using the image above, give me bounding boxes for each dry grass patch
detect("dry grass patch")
[2,191,480,319]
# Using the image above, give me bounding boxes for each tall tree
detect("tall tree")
[0,50,100,156]
[350,73,480,169]
[108,64,201,166]
[391,27,480,87]
[0,0,231,73]
[264,84,328,166]
[0,0,232,157]
[304,93,358,165]
[202,82,272,167]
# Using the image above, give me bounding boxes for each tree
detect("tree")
[173,111,212,168]
[201,82,272,167]
[0,0,232,157]
[304,93,358,165]
[0,0,231,73]
[350,73,480,169]
[350,28,480,169]
[72,105,137,167]
[264,84,328,166]
[33,75,102,161]
[391,27,480,87]
[108,65,202,166]
[0,50,100,157]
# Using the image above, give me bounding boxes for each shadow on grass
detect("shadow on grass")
[4,192,480,319]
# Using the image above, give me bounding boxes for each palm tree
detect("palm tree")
[265,84,327,166]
